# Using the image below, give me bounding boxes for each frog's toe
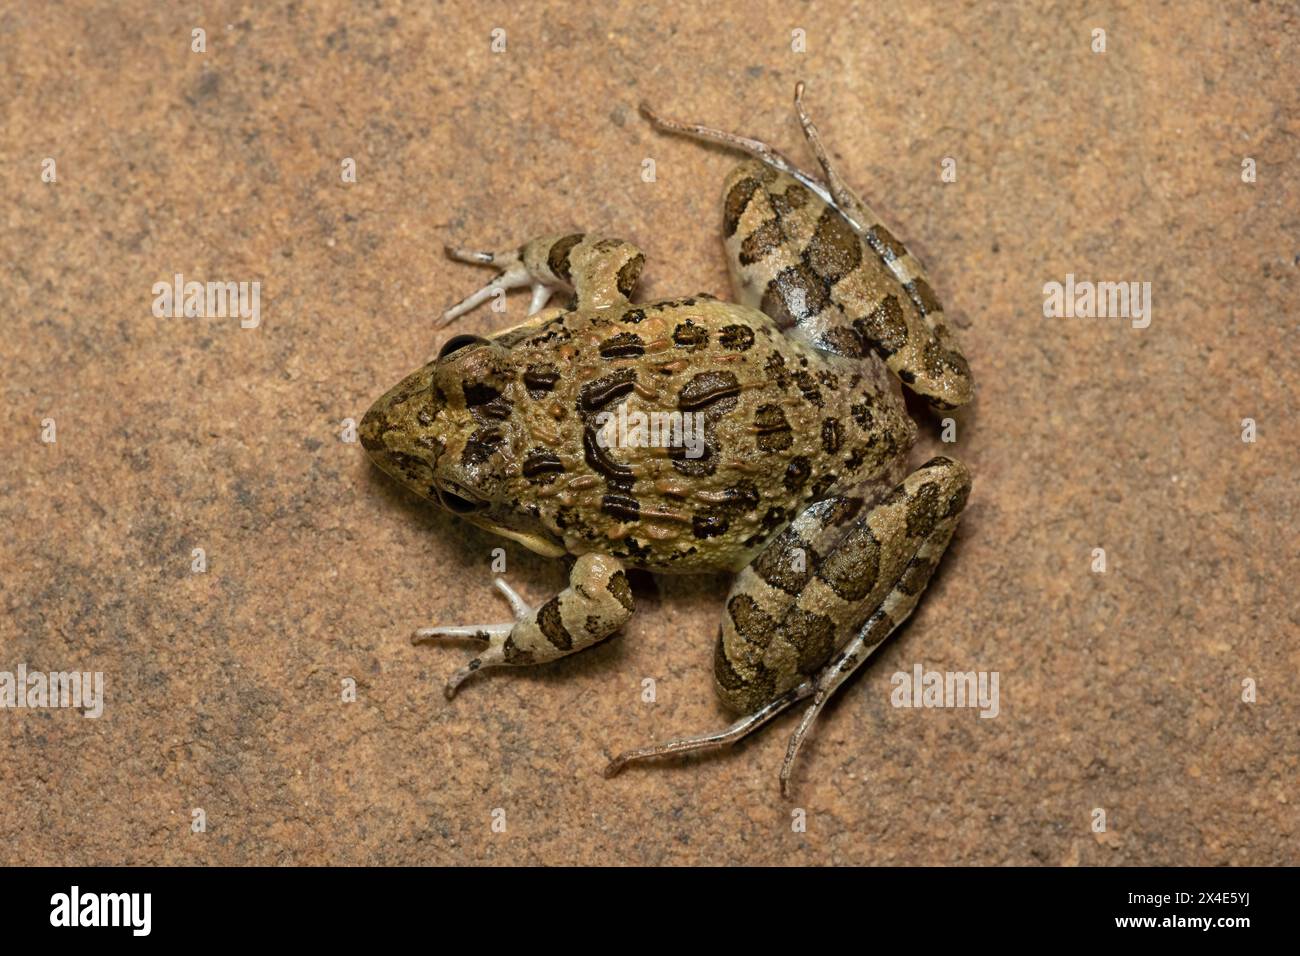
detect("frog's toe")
[439,244,563,325]
[412,578,538,698]
[444,245,502,265]
[411,623,504,643]
[423,631,516,700]
[603,684,812,780]
[439,253,533,326]
[444,651,502,700]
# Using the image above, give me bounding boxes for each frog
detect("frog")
[359,83,974,795]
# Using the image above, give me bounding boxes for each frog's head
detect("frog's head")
[360,334,567,556]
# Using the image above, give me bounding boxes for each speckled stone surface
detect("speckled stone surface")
[1,1,1296,865]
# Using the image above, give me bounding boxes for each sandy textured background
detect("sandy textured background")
[2,1,1296,865]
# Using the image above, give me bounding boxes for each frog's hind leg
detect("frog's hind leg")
[603,494,865,779]
[440,234,646,326]
[645,84,974,412]
[786,84,974,411]
[413,553,634,698]
[773,459,970,793]
[605,456,971,796]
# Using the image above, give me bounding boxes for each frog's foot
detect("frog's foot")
[412,553,635,699]
[601,676,850,798]
[439,245,556,326]
[639,90,838,214]
[412,578,534,698]
[642,83,870,233]
[602,611,921,798]
[603,682,813,779]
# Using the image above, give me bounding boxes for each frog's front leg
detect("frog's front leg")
[440,234,645,325]
[605,456,971,795]
[414,552,634,698]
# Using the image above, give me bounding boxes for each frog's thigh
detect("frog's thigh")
[713,493,868,712]
[723,160,973,411]
[714,456,971,713]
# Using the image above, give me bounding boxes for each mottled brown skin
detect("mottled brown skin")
[361,85,975,793]
[360,281,914,576]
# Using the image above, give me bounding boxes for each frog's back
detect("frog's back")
[493,296,915,573]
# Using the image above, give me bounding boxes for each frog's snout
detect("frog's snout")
[357,398,388,459]
[357,389,444,499]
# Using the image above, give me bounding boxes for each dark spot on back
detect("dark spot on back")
[583,426,634,487]
[600,332,646,359]
[678,371,741,412]
[793,369,823,407]
[670,438,717,478]
[764,351,791,389]
[524,364,560,397]
[784,456,811,494]
[601,493,642,523]
[522,449,565,482]
[461,427,503,466]
[673,320,709,349]
[719,324,756,351]
[462,381,501,406]
[692,512,729,538]
[754,403,793,452]
[479,395,513,419]
[821,418,843,454]
[579,368,637,412]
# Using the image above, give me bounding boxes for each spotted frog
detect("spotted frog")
[360,84,973,794]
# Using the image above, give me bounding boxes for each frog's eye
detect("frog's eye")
[438,334,489,360]
[434,481,487,514]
